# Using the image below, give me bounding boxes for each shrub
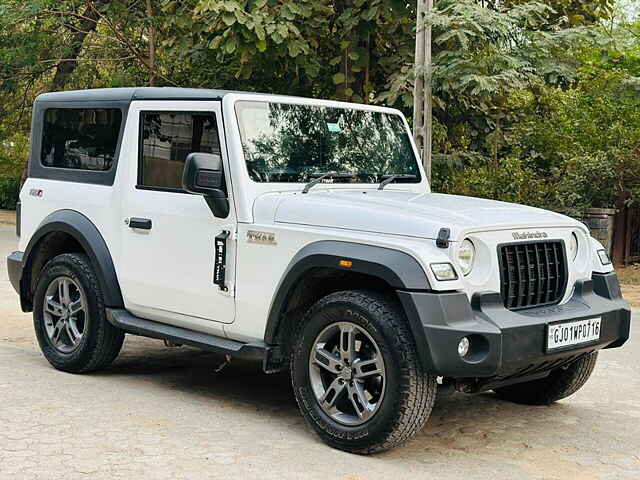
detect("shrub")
[546,151,640,216]
[0,177,20,210]
[435,156,548,207]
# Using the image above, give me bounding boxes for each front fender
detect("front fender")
[263,240,432,349]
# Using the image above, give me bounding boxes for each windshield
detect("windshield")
[235,101,421,184]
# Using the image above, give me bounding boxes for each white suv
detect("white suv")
[7,88,631,454]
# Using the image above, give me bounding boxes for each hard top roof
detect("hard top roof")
[35,87,241,103]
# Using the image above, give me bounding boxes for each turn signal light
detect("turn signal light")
[339,259,353,268]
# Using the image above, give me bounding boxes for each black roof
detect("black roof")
[35,87,241,103]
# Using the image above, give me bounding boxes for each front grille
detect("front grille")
[499,241,567,310]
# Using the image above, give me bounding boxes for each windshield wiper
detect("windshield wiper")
[302,172,355,194]
[378,174,418,190]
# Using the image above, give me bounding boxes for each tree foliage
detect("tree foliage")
[0,0,635,214]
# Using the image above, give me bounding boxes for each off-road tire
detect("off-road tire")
[33,253,125,373]
[494,351,598,405]
[291,290,437,454]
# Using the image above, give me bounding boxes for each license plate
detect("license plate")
[547,318,601,351]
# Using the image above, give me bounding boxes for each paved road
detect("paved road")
[0,225,638,480]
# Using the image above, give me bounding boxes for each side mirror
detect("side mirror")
[182,152,229,218]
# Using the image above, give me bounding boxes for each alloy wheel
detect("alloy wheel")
[42,276,87,353]
[308,321,386,426]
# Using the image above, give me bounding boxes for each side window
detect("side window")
[139,112,221,190]
[41,108,122,171]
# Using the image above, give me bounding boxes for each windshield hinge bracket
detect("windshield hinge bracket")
[436,228,451,249]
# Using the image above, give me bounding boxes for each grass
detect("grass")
[617,265,640,286]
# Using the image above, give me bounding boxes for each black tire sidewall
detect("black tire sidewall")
[292,297,406,449]
[494,352,598,405]
[33,255,105,371]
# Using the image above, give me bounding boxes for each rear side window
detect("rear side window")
[41,109,122,171]
[139,112,221,190]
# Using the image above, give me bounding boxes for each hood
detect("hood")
[266,190,582,240]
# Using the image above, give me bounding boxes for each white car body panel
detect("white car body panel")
[271,189,584,240]
[116,100,236,333]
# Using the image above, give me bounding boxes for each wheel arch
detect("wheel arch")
[20,209,124,311]
[263,241,433,367]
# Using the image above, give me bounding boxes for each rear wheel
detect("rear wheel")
[33,253,125,373]
[291,290,437,454]
[494,352,598,405]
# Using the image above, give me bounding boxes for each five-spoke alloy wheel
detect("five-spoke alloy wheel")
[292,290,437,454]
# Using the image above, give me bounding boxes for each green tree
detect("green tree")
[0,0,632,213]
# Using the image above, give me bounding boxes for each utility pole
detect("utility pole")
[413,0,433,182]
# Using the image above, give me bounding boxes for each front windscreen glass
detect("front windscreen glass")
[235,100,421,183]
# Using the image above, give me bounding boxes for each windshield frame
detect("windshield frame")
[232,96,426,188]
[221,93,430,222]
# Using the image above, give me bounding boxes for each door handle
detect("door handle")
[128,217,152,230]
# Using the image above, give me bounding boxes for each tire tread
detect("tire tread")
[34,253,124,373]
[495,351,598,405]
[291,290,437,454]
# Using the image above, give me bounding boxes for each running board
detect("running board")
[106,308,270,364]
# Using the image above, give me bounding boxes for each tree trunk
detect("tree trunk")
[413,0,433,182]
[50,0,110,91]
[361,33,370,104]
[145,0,157,86]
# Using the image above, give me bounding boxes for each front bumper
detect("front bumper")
[399,272,631,380]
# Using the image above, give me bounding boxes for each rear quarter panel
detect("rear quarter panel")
[18,175,126,274]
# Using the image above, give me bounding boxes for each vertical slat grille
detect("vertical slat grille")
[499,241,567,310]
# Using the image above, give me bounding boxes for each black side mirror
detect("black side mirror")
[183,152,229,218]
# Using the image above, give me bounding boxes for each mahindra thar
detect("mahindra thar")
[7,88,631,453]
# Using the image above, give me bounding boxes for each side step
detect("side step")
[106,308,270,364]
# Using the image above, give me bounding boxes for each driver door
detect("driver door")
[117,101,236,327]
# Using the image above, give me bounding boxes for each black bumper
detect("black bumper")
[7,251,23,295]
[399,272,631,379]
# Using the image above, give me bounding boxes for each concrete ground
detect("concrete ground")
[0,223,638,480]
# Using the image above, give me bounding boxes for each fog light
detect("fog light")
[458,337,470,358]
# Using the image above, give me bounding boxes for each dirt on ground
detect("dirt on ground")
[0,209,16,226]
[621,285,640,308]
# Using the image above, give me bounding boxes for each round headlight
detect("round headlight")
[457,239,475,276]
[569,232,578,261]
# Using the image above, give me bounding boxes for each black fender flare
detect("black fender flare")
[263,240,432,350]
[21,209,124,310]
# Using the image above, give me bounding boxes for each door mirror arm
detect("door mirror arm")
[204,196,230,219]
[183,152,230,218]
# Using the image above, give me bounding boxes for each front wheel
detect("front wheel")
[291,290,437,454]
[494,351,598,405]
